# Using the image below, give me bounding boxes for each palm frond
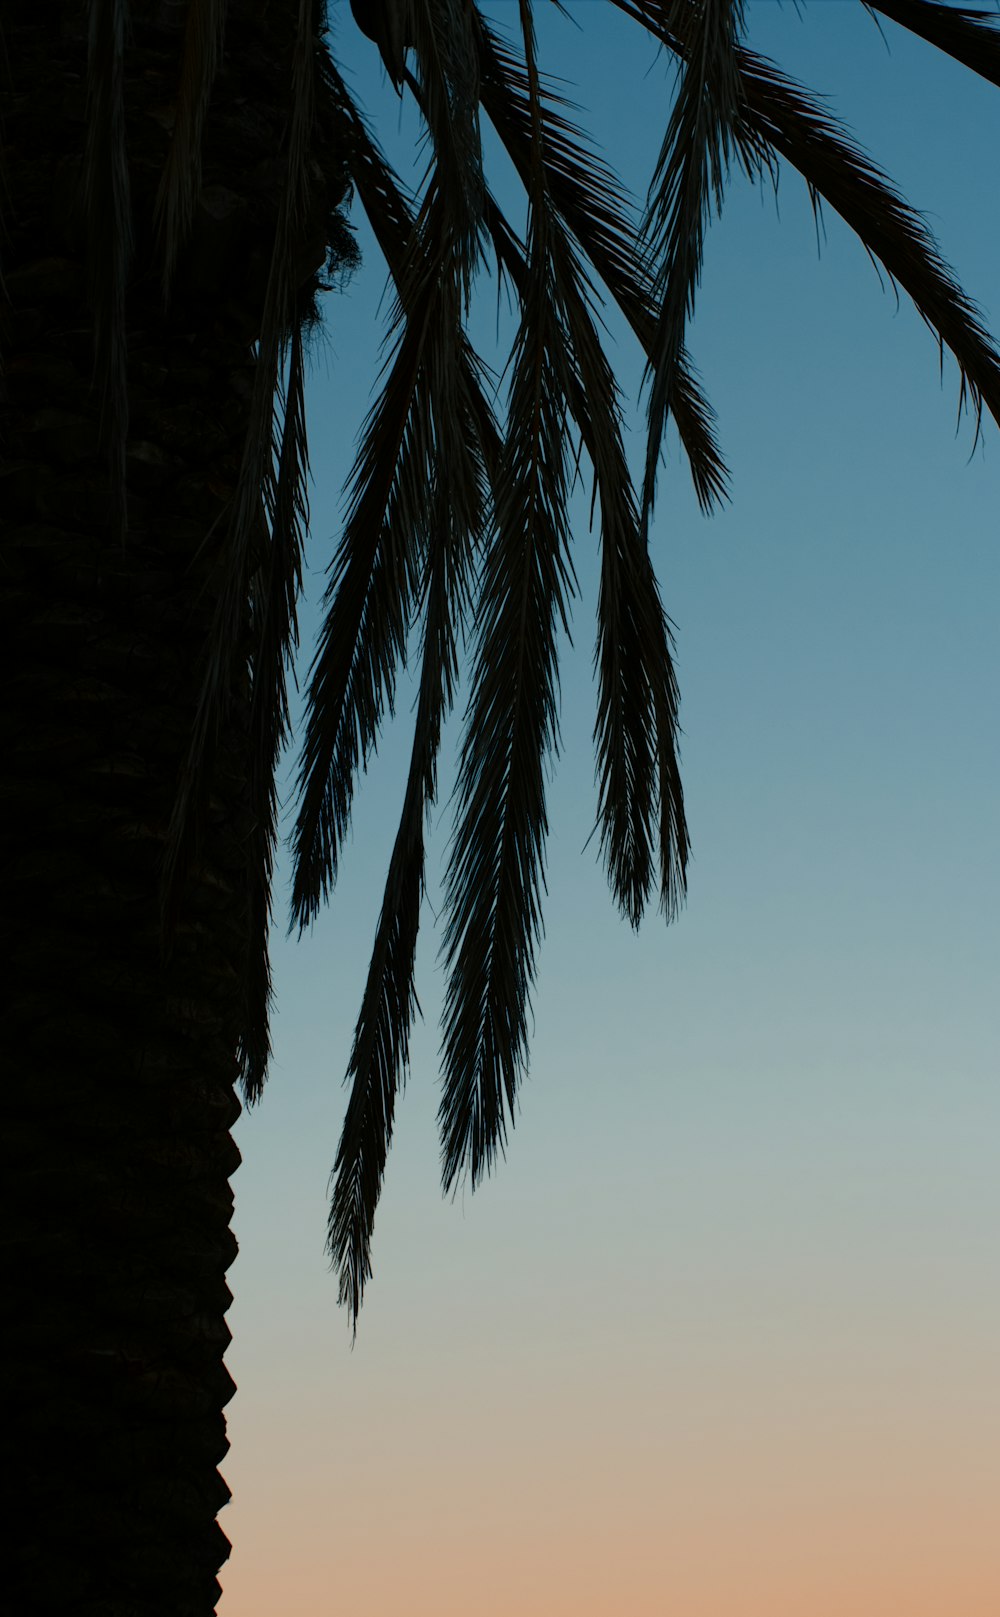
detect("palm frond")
[323,57,504,479]
[162,0,319,932]
[669,349,729,515]
[617,0,1000,434]
[867,0,1000,88]
[84,0,131,546]
[290,69,511,936]
[555,233,690,924]
[330,790,424,1328]
[475,11,730,513]
[348,0,412,85]
[439,0,577,1192]
[316,64,500,1309]
[639,0,749,529]
[290,288,432,930]
[404,0,485,299]
[738,47,1000,434]
[323,56,422,266]
[481,192,688,926]
[240,323,309,1103]
[290,168,480,932]
[154,0,227,297]
[329,366,492,1327]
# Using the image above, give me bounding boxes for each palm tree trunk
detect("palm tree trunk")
[1,4,341,1610]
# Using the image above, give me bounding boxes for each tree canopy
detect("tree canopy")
[93,0,1000,1327]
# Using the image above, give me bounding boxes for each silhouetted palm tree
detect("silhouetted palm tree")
[3,2,999,1611]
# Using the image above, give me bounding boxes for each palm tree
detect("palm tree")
[3,1,999,1611]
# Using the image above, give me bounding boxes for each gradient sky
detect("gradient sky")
[219,5,999,1614]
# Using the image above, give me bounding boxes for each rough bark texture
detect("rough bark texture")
[1,3,348,1611]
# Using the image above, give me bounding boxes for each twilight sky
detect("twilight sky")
[219,5,999,1614]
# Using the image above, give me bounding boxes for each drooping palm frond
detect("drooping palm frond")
[329,363,492,1326]
[481,192,688,927]
[322,57,426,280]
[404,0,486,298]
[349,0,412,85]
[310,0,1000,1310]
[162,0,320,937]
[325,9,690,1264]
[867,0,1000,88]
[638,0,750,530]
[318,61,500,483]
[553,230,690,924]
[737,47,1000,435]
[302,56,504,1314]
[290,300,430,928]
[240,322,309,1103]
[474,12,730,514]
[617,0,1000,434]
[290,68,504,935]
[289,180,472,930]
[439,0,579,1192]
[154,0,227,297]
[84,0,131,547]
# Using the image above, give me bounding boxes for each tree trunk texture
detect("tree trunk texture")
[1,4,342,1611]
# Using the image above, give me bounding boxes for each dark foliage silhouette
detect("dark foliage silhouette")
[3,2,999,1611]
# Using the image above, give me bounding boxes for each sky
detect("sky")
[219,5,999,1614]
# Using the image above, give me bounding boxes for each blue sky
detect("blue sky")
[220,7,999,1613]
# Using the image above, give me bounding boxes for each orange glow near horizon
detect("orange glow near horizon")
[220,1307,1000,1617]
